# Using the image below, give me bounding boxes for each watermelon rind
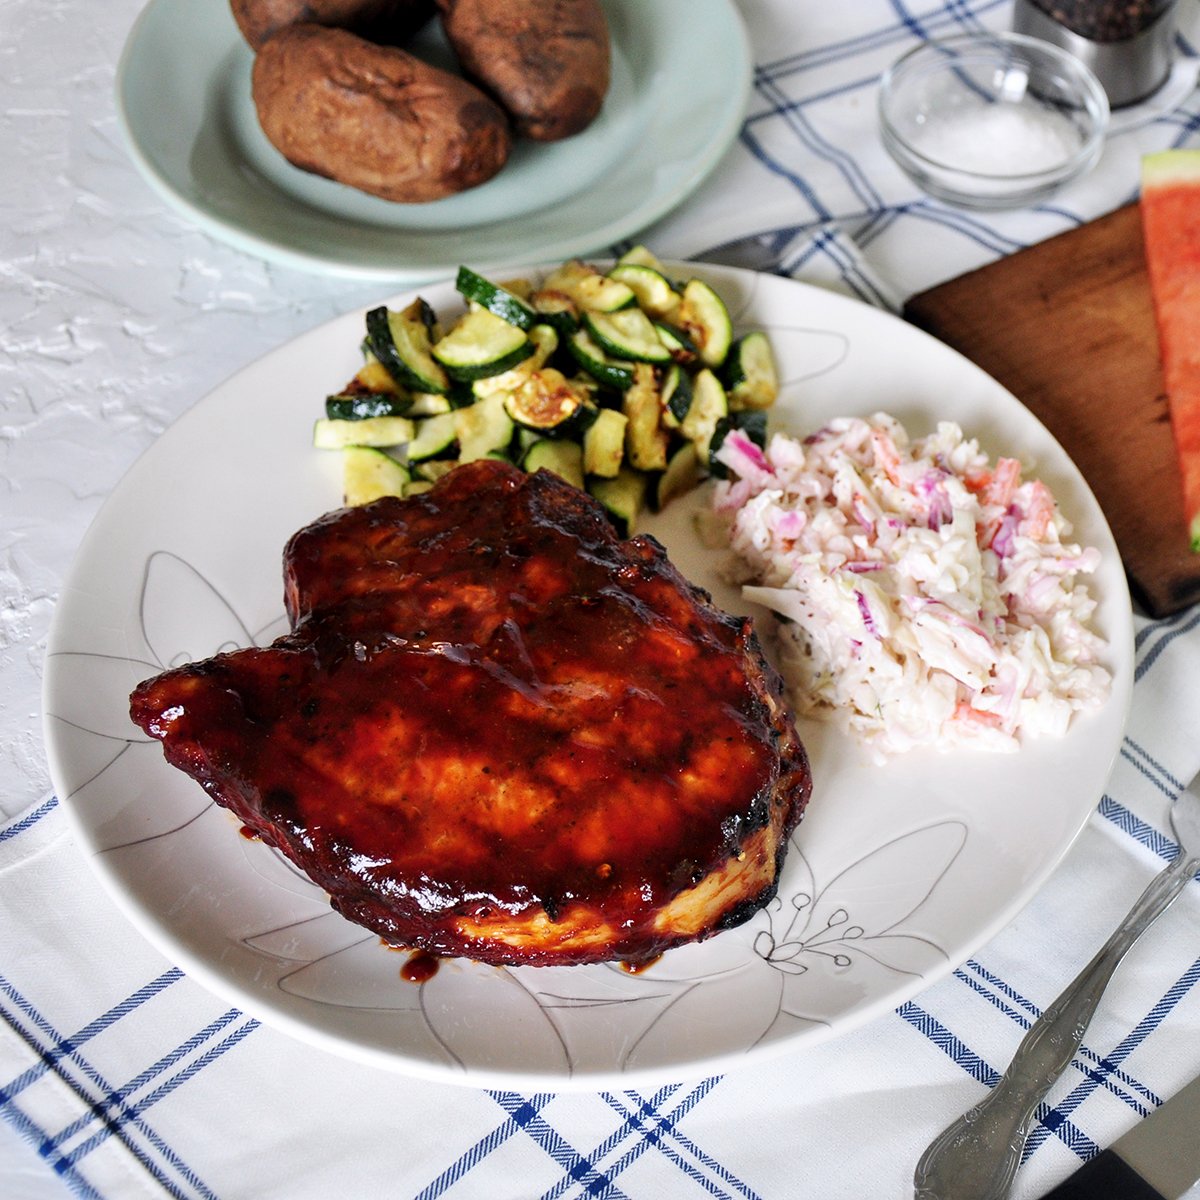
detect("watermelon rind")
[1141,148,1200,188]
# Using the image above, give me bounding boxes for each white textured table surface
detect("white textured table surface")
[5,1,1200,1198]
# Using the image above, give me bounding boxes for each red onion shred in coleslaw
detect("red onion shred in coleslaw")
[709,414,1111,758]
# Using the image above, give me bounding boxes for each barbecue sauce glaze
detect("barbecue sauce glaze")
[130,460,811,967]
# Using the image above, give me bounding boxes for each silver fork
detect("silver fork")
[913,770,1200,1200]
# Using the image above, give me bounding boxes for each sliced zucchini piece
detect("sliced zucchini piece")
[502,368,595,436]
[653,321,699,365]
[413,458,460,484]
[433,309,535,381]
[606,263,680,320]
[584,308,672,365]
[655,442,702,510]
[454,392,515,462]
[541,260,636,312]
[678,279,734,368]
[343,446,411,506]
[365,302,451,395]
[403,480,434,496]
[615,244,669,274]
[622,364,669,471]
[351,357,405,396]
[313,415,415,449]
[404,411,458,462]
[589,467,647,537]
[567,329,636,390]
[527,322,560,363]
[523,438,585,489]
[472,324,559,399]
[325,392,410,421]
[456,265,537,331]
[660,364,693,430]
[725,331,780,411]
[470,324,559,398]
[680,368,729,465]
[582,407,627,478]
[497,277,533,299]
[540,259,594,291]
[529,287,580,334]
[407,392,454,417]
[575,273,638,312]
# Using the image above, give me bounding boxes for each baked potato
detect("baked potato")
[231,0,435,50]
[251,24,512,203]
[436,0,610,142]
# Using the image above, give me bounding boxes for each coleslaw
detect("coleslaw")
[709,413,1111,758]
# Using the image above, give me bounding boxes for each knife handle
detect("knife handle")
[914,849,1198,1200]
[1037,1148,1167,1200]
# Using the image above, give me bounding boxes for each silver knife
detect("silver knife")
[1039,1069,1200,1199]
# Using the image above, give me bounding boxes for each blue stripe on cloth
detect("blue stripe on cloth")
[748,72,886,213]
[1169,105,1200,140]
[0,795,58,844]
[783,225,897,310]
[897,997,1105,1167]
[410,1100,535,1199]
[880,200,1032,258]
[0,974,244,1200]
[0,969,184,1105]
[496,1091,632,1200]
[595,1080,760,1200]
[1134,608,1194,652]
[1023,956,1200,1160]
[60,1016,260,1179]
[1134,606,1200,680]
[959,960,1161,1112]
[417,1080,758,1200]
[755,12,913,76]
[738,124,832,223]
[1119,740,1187,797]
[47,1009,247,1154]
[896,1001,993,1083]
[885,0,1001,41]
[1098,790,1200,883]
[1115,750,1188,807]
[0,1102,105,1200]
[414,1093,631,1200]
[899,771,1200,1169]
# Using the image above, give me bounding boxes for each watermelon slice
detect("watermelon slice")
[1141,149,1200,553]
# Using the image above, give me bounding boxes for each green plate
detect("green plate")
[115,0,751,281]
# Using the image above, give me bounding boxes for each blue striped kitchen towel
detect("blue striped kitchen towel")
[4,212,1200,1196]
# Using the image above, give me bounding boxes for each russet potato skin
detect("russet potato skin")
[231,0,435,50]
[437,0,610,142]
[251,24,511,203]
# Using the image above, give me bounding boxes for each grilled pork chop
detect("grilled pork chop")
[130,459,812,967]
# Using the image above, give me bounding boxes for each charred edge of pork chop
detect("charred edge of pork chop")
[130,459,813,968]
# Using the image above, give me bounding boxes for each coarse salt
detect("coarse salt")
[913,103,1082,174]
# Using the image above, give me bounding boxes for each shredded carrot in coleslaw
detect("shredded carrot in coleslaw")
[709,413,1111,759]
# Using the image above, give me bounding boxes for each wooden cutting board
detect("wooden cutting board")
[904,202,1199,618]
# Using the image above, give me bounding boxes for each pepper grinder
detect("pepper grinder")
[1012,0,1179,107]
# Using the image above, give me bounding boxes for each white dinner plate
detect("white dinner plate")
[114,0,750,281]
[43,264,1133,1091]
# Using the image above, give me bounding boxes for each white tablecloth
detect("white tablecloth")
[4,1,1200,1197]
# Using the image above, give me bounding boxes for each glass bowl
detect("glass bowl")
[878,31,1110,209]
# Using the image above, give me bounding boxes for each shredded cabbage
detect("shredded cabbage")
[710,413,1111,759]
